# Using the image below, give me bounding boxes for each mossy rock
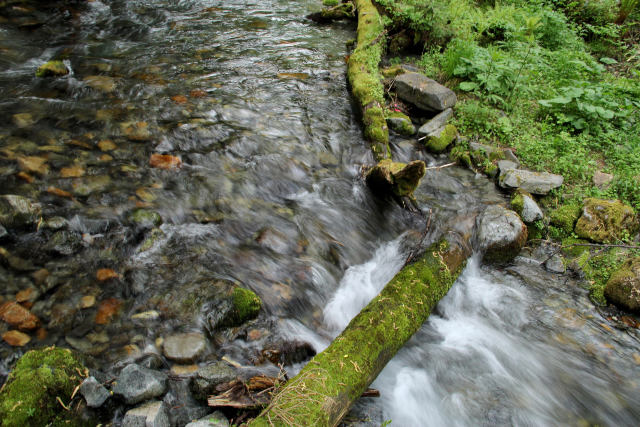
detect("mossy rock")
[0,347,91,426]
[550,204,582,235]
[604,256,640,313]
[385,111,415,136]
[128,208,163,229]
[231,287,262,324]
[424,124,457,153]
[574,198,638,243]
[36,60,69,78]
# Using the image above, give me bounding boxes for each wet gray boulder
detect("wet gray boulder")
[543,254,566,274]
[0,225,7,240]
[394,72,456,112]
[497,160,518,174]
[185,412,230,427]
[123,400,169,427]
[190,362,237,401]
[163,378,210,427]
[476,205,528,264]
[499,168,563,195]
[79,376,110,408]
[112,364,168,405]
[162,332,207,363]
[0,195,41,229]
[417,108,453,137]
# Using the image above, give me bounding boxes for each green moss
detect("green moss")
[549,203,582,235]
[232,287,262,323]
[138,227,165,252]
[0,347,90,427]
[511,192,524,216]
[604,256,640,313]
[347,0,389,156]
[251,236,469,426]
[424,124,457,153]
[322,0,339,6]
[385,111,416,136]
[35,60,69,78]
[574,198,638,243]
[484,162,498,178]
[128,208,163,228]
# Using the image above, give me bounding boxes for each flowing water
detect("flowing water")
[0,0,638,425]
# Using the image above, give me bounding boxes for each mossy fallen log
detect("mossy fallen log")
[347,0,389,161]
[307,2,356,23]
[249,232,471,426]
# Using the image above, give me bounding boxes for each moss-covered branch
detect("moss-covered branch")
[347,0,390,161]
[249,232,471,426]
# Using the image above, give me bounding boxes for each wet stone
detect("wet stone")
[84,75,117,93]
[121,121,152,141]
[17,155,48,175]
[72,175,111,196]
[417,108,453,136]
[499,168,563,195]
[79,376,110,408]
[163,378,210,426]
[123,400,169,427]
[544,254,566,274]
[12,113,36,129]
[44,231,83,256]
[0,225,6,240]
[162,332,207,363]
[185,412,230,427]
[41,217,67,231]
[476,205,528,264]
[2,330,31,347]
[190,362,237,400]
[0,195,41,229]
[0,301,40,330]
[129,209,163,229]
[112,364,168,405]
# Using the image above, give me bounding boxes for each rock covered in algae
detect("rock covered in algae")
[36,60,69,77]
[0,347,91,426]
[205,286,262,331]
[574,198,638,243]
[422,123,458,153]
[365,159,426,197]
[385,111,415,135]
[604,256,640,313]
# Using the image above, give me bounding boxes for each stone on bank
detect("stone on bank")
[476,204,528,264]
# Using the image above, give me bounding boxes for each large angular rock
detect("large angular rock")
[123,401,169,427]
[417,108,453,136]
[421,124,457,153]
[79,376,110,408]
[394,72,456,112]
[511,191,543,223]
[574,198,638,243]
[476,205,528,264]
[185,412,230,427]
[190,362,237,401]
[498,168,563,195]
[162,332,207,364]
[0,195,41,229]
[112,364,168,405]
[163,378,210,427]
[365,159,426,198]
[605,257,640,313]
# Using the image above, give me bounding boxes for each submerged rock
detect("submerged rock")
[476,205,528,264]
[605,257,640,313]
[163,378,210,426]
[162,332,207,363]
[2,330,31,347]
[394,72,456,112]
[190,362,237,401]
[0,195,41,229]
[84,75,117,93]
[0,301,40,330]
[44,230,83,256]
[112,364,168,405]
[36,60,69,78]
[123,400,169,427]
[498,168,563,195]
[129,209,163,229]
[185,412,230,427]
[544,254,566,274]
[365,159,426,198]
[0,347,88,426]
[574,198,638,243]
[79,376,110,408]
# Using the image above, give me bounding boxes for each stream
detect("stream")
[0,0,639,425]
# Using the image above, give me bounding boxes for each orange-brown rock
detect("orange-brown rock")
[47,186,73,198]
[16,172,34,183]
[189,89,207,98]
[96,268,119,282]
[60,165,85,178]
[171,95,188,104]
[150,154,182,170]
[0,301,40,330]
[95,298,123,325]
[15,288,37,303]
[2,330,31,347]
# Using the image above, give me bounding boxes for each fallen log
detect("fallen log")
[249,232,471,426]
[347,0,389,161]
[307,2,356,23]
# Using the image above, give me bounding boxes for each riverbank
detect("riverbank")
[334,0,640,312]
